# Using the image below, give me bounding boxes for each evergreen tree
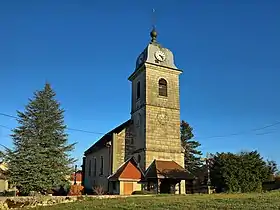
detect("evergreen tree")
[0,150,4,161]
[266,160,278,181]
[6,83,75,195]
[266,160,278,175]
[180,120,203,173]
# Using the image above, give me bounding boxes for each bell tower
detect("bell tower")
[128,27,184,172]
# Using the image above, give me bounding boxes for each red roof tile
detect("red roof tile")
[71,171,82,182]
[108,157,144,181]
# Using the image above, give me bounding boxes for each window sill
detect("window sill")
[158,95,168,99]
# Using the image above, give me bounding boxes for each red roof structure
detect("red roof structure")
[108,157,144,181]
[71,170,82,182]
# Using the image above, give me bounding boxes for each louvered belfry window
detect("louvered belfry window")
[159,78,167,97]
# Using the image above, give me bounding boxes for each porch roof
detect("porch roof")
[143,160,195,180]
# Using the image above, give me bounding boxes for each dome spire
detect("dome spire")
[150,26,157,43]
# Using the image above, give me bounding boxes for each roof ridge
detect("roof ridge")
[84,119,132,155]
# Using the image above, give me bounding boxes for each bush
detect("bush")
[92,185,105,195]
[132,190,155,195]
[68,185,84,196]
[0,190,16,197]
[210,151,273,193]
[28,191,41,196]
[52,186,69,196]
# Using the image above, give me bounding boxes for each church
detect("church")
[82,27,193,195]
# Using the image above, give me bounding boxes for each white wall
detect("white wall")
[84,145,111,192]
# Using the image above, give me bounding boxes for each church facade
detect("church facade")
[82,28,192,195]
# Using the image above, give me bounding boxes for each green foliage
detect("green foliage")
[0,150,4,162]
[5,83,76,195]
[210,150,275,193]
[266,160,278,179]
[0,190,16,197]
[180,120,202,173]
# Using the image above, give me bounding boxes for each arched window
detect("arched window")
[93,158,97,177]
[136,81,140,99]
[159,78,167,97]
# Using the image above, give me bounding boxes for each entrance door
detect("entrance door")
[160,179,177,194]
[123,182,133,195]
[160,179,171,193]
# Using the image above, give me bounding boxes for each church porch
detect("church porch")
[142,160,194,194]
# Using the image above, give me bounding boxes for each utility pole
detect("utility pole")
[201,153,212,194]
[206,153,211,194]
[74,164,77,185]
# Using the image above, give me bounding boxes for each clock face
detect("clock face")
[154,50,166,62]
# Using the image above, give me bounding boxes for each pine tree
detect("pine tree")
[6,83,75,195]
[0,150,4,161]
[180,120,203,173]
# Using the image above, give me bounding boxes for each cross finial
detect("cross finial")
[152,8,156,29]
[150,9,157,43]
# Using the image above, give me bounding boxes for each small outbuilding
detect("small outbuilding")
[108,157,144,195]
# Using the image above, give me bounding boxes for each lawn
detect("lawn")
[34,191,280,210]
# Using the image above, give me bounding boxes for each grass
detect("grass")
[34,191,280,210]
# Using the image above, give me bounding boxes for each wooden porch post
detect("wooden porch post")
[179,180,181,194]
[157,179,161,194]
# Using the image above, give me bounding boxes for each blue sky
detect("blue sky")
[1,1,280,167]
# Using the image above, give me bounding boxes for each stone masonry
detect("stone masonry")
[144,63,183,169]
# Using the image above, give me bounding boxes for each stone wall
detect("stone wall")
[144,63,184,168]
[113,123,136,173]
[144,63,186,194]
[112,131,125,173]
[124,124,136,161]
[0,196,82,209]
[129,66,146,170]
[0,195,154,209]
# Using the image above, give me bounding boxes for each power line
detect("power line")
[1,112,280,139]
[195,121,280,140]
[0,125,11,130]
[0,113,17,119]
[0,112,108,136]
[255,131,276,136]
[66,128,104,135]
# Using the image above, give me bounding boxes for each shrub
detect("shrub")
[0,190,16,197]
[92,185,105,195]
[52,186,69,196]
[68,185,84,196]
